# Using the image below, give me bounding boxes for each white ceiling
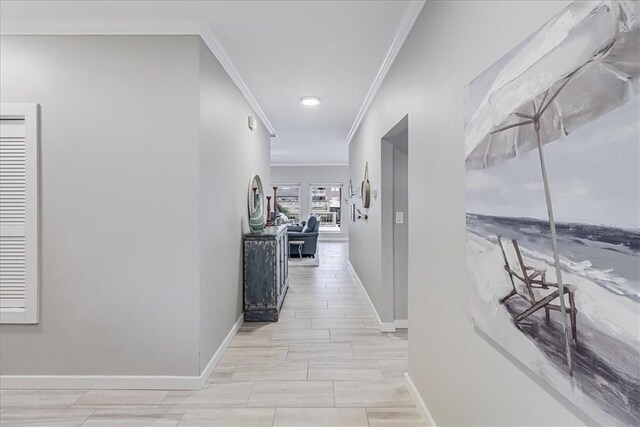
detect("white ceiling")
[0,1,417,165]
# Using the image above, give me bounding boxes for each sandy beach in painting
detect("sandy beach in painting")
[467,214,640,426]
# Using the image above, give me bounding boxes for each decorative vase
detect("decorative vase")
[273,186,278,214]
[266,196,272,225]
[361,161,371,209]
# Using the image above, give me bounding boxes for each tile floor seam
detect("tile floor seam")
[332,380,336,408]
[174,410,185,427]
[66,390,90,409]
[78,408,96,426]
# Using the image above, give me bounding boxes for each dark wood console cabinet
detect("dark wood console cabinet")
[243,225,289,321]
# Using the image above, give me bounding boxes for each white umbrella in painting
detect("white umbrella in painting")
[465,0,639,374]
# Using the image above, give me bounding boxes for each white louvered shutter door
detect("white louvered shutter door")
[0,104,39,324]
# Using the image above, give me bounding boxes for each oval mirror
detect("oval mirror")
[248,175,266,232]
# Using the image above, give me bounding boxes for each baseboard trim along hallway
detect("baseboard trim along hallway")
[395,319,409,329]
[405,372,438,426]
[347,260,403,333]
[347,260,385,330]
[0,314,244,390]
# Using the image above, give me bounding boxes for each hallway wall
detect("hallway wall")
[392,145,408,321]
[0,35,271,379]
[349,1,589,425]
[198,39,272,374]
[0,35,200,377]
[380,129,409,324]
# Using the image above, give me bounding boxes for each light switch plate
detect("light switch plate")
[395,212,404,224]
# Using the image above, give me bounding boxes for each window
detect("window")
[311,186,342,232]
[276,186,300,224]
[1,103,39,324]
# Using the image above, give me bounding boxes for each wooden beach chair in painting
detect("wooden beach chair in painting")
[497,237,578,343]
[497,237,547,304]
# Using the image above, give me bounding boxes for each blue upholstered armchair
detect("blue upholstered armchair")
[287,215,320,257]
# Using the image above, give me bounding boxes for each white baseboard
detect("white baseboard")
[380,319,408,332]
[0,373,198,390]
[198,313,244,385]
[347,261,384,330]
[380,322,397,333]
[404,372,437,426]
[395,319,409,329]
[346,262,408,333]
[0,314,244,390]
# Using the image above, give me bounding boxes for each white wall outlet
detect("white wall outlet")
[395,212,404,224]
[372,188,378,199]
[248,115,255,131]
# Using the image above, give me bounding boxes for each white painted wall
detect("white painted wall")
[349,1,591,425]
[380,129,409,324]
[0,35,200,376]
[380,141,395,323]
[392,145,408,321]
[270,165,349,240]
[198,40,271,372]
[0,35,271,378]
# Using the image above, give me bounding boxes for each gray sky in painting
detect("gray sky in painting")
[463,2,639,230]
[466,93,639,229]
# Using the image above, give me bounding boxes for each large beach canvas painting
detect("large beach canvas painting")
[464,1,639,425]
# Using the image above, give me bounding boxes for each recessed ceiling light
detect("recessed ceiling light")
[300,96,321,106]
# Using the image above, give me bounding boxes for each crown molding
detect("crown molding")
[345,0,426,145]
[197,23,275,135]
[0,19,276,135]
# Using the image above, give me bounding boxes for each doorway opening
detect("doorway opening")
[381,115,408,331]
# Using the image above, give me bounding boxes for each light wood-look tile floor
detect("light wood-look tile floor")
[0,242,424,426]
